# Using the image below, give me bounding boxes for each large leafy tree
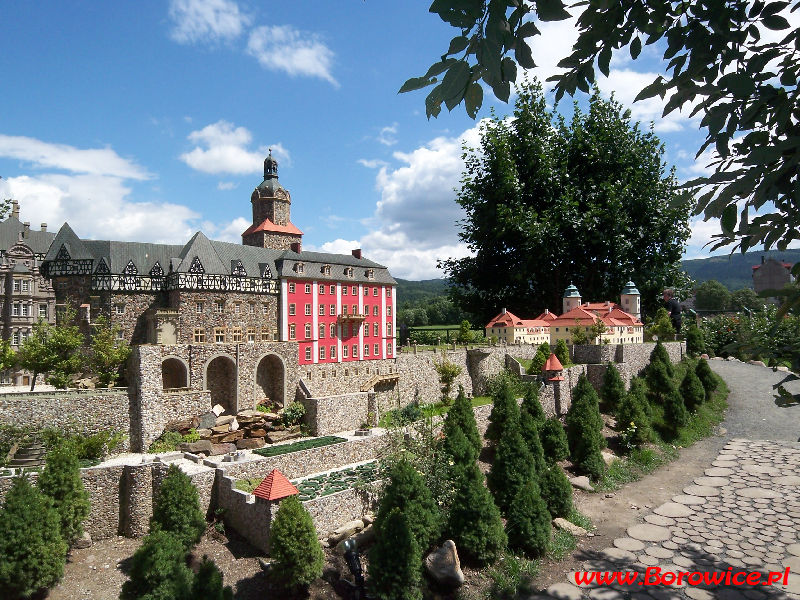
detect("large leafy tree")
[406,0,799,256]
[90,315,131,387]
[441,80,691,321]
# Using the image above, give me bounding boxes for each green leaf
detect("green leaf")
[448,35,470,55]
[441,60,471,103]
[598,47,611,77]
[425,84,444,119]
[763,14,790,30]
[630,36,642,60]
[633,77,666,102]
[425,58,457,78]
[478,38,503,83]
[517,21,541,38]
[719,73,756,98]
[535,0,571,21]
[399,76,436,94]
[515,41,536,69]
[720,204,737,234]
[465,82,484,118]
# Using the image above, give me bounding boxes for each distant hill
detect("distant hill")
[681,250,800,290]
[395,278,449,306]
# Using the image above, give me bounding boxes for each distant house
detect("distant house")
[752,257,794,294]
[485,308,550,345]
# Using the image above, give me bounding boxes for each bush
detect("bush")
[282,401,306,427]
[528,343,550,374]
[505,479,551,557]
[601,363,625,413]
[191,557,234,600]
[646,359,675,405]
[663,388,689,433]
[441,423,475,473]
[485,379,520,443]
[695,359,717,400]
[442,386,481,460]
[554,339,571,366]
[649,341,674,378]
[539,465,573,519]
[38,444,90,546]
[0,477,67,599]
[680,366,706,412]
[520,384,546,428]
[120,530,192,600]
[519,409,546,476]
[698,313,739,357]
[269,495,324,589]
[565,375,605,480]
[369,508,422,600]
[540,417,569,463]
[647,307,676,340]
[253,436,347,458]
[375,459,441,552]
[150,464,206,551]
[487,420,534,514]
[446,462,507,566]
[685,325,705,357]
[148,430,184,453]
[615,388,651,447]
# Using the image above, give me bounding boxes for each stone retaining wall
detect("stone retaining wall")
[300,392,375,436]
[216,473,275,553]
[303,485,379,535]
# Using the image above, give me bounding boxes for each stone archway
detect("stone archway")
[161,357,188,390]
[205,355,237,415]
[255,354,285,408]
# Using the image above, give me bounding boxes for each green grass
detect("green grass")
[485,552,540,599]
[517,358,534,372]
[566,508,594,532]
[252,435,347,458]
[234,477,262,494]
[378,396,492,427]
[546,510,594,560]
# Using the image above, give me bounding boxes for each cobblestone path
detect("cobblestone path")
[535,361,800,599]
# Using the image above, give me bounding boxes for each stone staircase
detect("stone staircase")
[7,440,47,468]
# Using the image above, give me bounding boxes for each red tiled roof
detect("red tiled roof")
[534,311,558,322]
[242,218,304,237]
[752,262,792,270]
[486,310,522,328]
[252,469,298,501]
[551,305,642,328]
[543,353,563,372]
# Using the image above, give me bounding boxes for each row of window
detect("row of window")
[303,342,393,361]
[10,330,30,345]
[10,303,48,318]
[292,264,375,279]
[192,327,278,344]
[288,321,392,340]
[12,279,32,292]
[288,303,392,317]
[193,301,270,315]
[288,282,390,297]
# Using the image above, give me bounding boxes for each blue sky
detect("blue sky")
[0,1,779,279]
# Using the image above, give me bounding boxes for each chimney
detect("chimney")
[40,223,47,232]
[22,222,30,236]
[290,241,302,253]
[11,200,19,220]
[351,248,362,259]
[544,308,549,314]
[501,307,507,314]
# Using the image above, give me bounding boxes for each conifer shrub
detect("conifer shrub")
[528,342,551,374]
[554,338,570,365]
[191,557,234,600]
[150,464,206,551]
[441,423,475,474]
[615,389,651,447]
[269,495,324,589]
[487,420,534,514]
[446,462,507,566]
[505,479,551,557]
[38,443,90,546]
[369,508,422,600]
[663,388,689,433]
[539,464,573,519]
[695,359,717,400]
[520,383,546,427]
[519,409,546,476]
[601,363,626,413]
[645,359,675,405]
[442,385,481,460]
[539,417,569,463]
[485,379,520,443]
[628,376,653,419]
[565,375,606,480]
[685,325,705,357]
[680,366,706,412]
[120,530,192,600]
[375,459,441,551]
[0,476,67,599]
[648,341,674,378]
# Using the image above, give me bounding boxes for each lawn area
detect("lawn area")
[377,396,492,428]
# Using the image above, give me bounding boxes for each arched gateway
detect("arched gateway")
[255,354,285,407]
[205,355,237,415]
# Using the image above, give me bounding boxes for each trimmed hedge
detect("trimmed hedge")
[252,436,347,458]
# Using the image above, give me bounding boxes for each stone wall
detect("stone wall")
[216,473,275,553]
[304,485,379,535]
[0,388,132,451]
[300,392,374,436]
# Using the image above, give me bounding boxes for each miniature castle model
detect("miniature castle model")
[485,282,644,345]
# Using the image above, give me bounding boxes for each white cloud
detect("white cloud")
[0,135,151,180]
[525,17,580,86]
[217,181,237,190]
[203,216,251,243]
[377,123,398,146]
[357,158,388,169]
[168,0,250,44]
[180,120,288,175]
[246,25,337,86]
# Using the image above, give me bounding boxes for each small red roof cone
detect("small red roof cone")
[542,353,564,372]
[252,469,299,501]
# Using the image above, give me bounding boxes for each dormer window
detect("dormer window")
[295,262,304,274]
[344,267,354,278]
[321,264,331,276]
[366,269,375,280]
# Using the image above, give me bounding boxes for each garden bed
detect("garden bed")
[251,435,348,458]
[293,461,382,501]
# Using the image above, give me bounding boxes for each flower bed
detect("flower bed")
[293,461,382,502]
[252,435,347,458]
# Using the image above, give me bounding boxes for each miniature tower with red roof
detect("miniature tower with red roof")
[253,469,299,502]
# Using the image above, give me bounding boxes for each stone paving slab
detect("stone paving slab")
[540,440,800,599]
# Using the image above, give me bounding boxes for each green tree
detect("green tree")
[485,379,519,443]
[446,462,507,566]
[554,339,571,366]
[519,409,546,476]
[434,352,463,404]
[601,363,626,413]
[0,477,67,599]
[685,324,705,358]
[696,280,732,312]
[369,508,422,600]
[37,444,90,546]
[520,383,546,428]
[17,320,58,391]
[487,419,534,514]
[150,464,206,551]
[664,388,689,434]
[680,367,706,412]
[441,423,476,475]
[90,315,131,387]
[539,465,573,519]
[528,342,551,374]
[375,459,441,552]
[730,288,765,313]
[18,306,84,390]
[649,341,675,378]
[191,557,233,600]
[410,2,798,257]
[570,322,589,345]
[695,358,717,401]
[457,319,473,343]
[647,307,677,341]
[269,495,324,590]
[0,340,16,373]
[540,417,569,463]
[565,375,605,480]
[505,478,551,557]
[442,386,481,461]
[120,530,192,600]
[437,80,691,323]
[646,359,676,405]
[587,319,608,345]
[615,387,652,447]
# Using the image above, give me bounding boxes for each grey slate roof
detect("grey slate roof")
[0,216,56,255]
[42,223,395,285]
